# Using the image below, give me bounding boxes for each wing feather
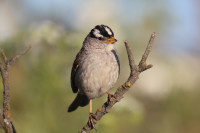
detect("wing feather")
[70,48,84,93]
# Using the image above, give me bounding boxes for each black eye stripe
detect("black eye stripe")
[101,30,110,37]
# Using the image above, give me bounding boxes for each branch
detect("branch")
[0,108,4,129]
[0,45,31,133]
[79,32,156,133]
[139,32,156,72]
[7,45,31,67]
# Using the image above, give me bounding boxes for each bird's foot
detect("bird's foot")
[89,113,97,131]
[106,92,116,104]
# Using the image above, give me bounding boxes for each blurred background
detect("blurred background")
[0,0,200,133]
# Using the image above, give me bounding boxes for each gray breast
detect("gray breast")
[75,48,119,99]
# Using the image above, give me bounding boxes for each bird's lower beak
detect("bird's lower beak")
[105,37,117,44]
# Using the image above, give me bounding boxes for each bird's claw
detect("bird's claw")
[107,92,116,104]
[89,113,97,131]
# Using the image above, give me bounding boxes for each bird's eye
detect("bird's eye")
[97,37,102,40]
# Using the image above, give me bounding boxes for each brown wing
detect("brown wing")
[71,48,84,93]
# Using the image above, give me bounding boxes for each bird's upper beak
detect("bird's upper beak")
[105,36,117,44]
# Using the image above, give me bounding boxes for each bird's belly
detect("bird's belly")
[79,66,114,99]
[75,53,119,99]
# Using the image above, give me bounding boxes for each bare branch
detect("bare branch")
[0,108,4,129]
[139,32,156,72]
[124,40,137,75]
[0,45,31,133]
[79,32,156,133]
[8,45,31,66]
[1,50,8,64]
[0,61,4,74]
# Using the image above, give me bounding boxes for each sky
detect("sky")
[0,0,199,54]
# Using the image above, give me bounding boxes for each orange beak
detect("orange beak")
[105,36,117,44]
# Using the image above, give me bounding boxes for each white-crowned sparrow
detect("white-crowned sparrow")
[68,25,120,126]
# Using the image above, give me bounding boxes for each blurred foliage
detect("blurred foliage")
[0,0,200,132]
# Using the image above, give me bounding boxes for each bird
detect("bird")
[68,24,120,128]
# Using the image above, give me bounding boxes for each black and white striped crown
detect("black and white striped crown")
[90,25,114,40]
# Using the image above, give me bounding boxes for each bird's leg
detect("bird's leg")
[90,99,92,114]
[106,91,116,104]
[89,99,96,130]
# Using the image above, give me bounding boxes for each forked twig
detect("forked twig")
[0,45,31,133]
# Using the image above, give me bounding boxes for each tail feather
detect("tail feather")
[68,94,89,112]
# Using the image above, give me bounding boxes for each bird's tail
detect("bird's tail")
[68,93,89,112]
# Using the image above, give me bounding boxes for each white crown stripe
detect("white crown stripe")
[93,29,103,38]
[105,27,112,36]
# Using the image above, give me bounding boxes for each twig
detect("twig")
[79,32,156,133]
[1,50,8,63]
[0,45,31,133]
[8,45,31,67]
[124,40,137,75]
[139,32,156,72]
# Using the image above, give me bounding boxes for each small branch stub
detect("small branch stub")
[79,32,156,133]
